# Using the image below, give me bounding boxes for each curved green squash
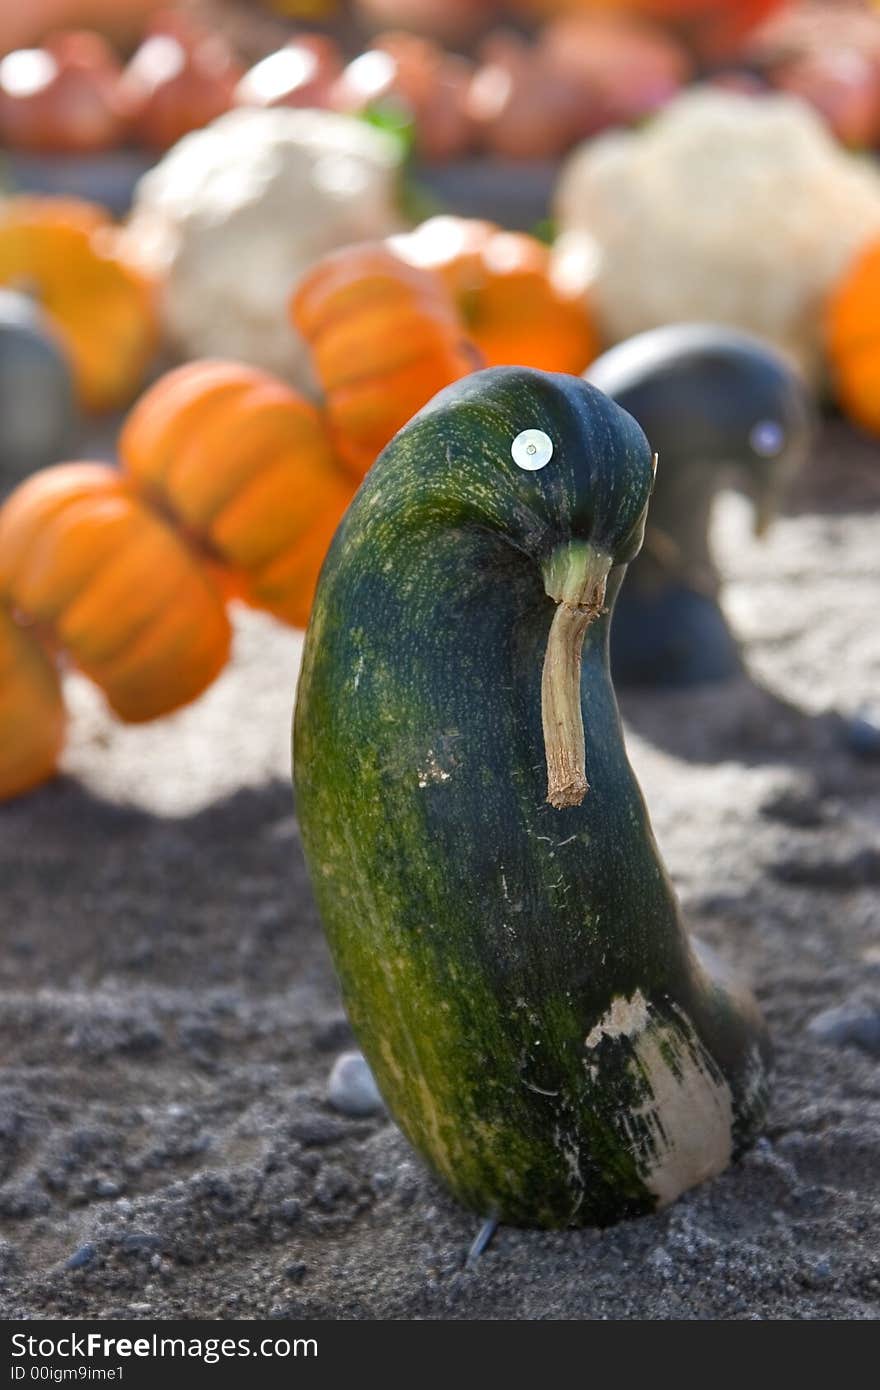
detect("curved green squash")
[293,367,770,1229]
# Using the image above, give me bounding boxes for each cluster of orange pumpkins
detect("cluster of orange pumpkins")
[1,193,878,803]
[0,211,599,801]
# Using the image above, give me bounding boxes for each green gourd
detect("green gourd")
[586,324,814,687]
[294,367,770,1229]
[0,289,76,497]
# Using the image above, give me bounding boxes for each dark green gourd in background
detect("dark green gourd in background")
[0,290,76,497]
[294,367,770,1229]
[586,324,814,687]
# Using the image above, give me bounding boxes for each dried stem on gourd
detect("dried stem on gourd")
[541,544,610,810]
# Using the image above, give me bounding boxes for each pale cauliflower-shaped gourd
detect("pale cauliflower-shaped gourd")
[553,89,880,383]
[126,108,404,383]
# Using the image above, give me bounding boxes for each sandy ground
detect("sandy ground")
[1,419,879,1321]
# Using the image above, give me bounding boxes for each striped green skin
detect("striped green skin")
[293,367,770,1228]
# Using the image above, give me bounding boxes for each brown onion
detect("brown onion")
[0,31,126,155]
[234,36,342,112]
[121,13,242,152]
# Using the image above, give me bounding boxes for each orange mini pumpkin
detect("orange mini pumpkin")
[291,244,481,480]
[0,600,66,800]
[119,360,355,628]
[391,216,599,376]
[0,462,231,722]
[0,197,158,413]
[826,238,880,436]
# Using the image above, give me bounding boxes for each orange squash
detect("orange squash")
[0,462,231,722]
[0,197,158,413]
[0,600,65,800]
[119,360,355,628]
[291,244,481,479]
[826,238,880,436]
[391,216,599,375]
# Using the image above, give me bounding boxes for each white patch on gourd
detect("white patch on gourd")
[628,1013,733,1207]
[584,989,650,1049]
[585,991,734,1207]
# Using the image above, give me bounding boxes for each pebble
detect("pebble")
[370,1170,392,1198]
[312,1014,354,1053]
[121,1231,162,1255]
[807,1002,880,1057]
[278,1197,301,1225]
[327,1051,384,1117]
[647,1246,674,1276]
[65,1243,96,1271]
[844,706,880,760]
[314,1163,352,1209]
[265,816,298,842]
[289,1113,351,1146]
[0,1181,50,1218]
[759,784,825,829]
[772,847,880,889]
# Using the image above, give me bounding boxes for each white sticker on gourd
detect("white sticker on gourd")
[512,429,553,471]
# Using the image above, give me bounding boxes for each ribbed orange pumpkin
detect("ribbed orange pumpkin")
[826,238,880,436]
[0,197,158,413]
[391,216,599,376]
[0,463,231,722]
[291,244,482,480]
[119,361,355,628]
[0,601,66,800]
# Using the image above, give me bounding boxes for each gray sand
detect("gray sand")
[1,421,879,1320]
